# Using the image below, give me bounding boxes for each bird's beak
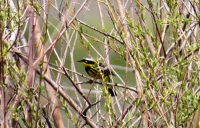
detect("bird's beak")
[77,60,82,62]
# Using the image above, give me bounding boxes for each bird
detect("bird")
[78,58,117,96]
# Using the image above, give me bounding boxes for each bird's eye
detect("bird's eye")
[85,60,88,63]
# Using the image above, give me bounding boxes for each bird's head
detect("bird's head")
[78,58,96,67]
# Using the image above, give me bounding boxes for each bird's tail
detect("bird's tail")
[108,88,117,97]
[107,76,117,96]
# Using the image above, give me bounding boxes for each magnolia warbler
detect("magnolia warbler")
[78,58,117,96]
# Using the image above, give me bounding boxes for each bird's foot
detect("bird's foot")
[87,80,94,84]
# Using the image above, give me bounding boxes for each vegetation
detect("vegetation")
[0,0,199,127]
